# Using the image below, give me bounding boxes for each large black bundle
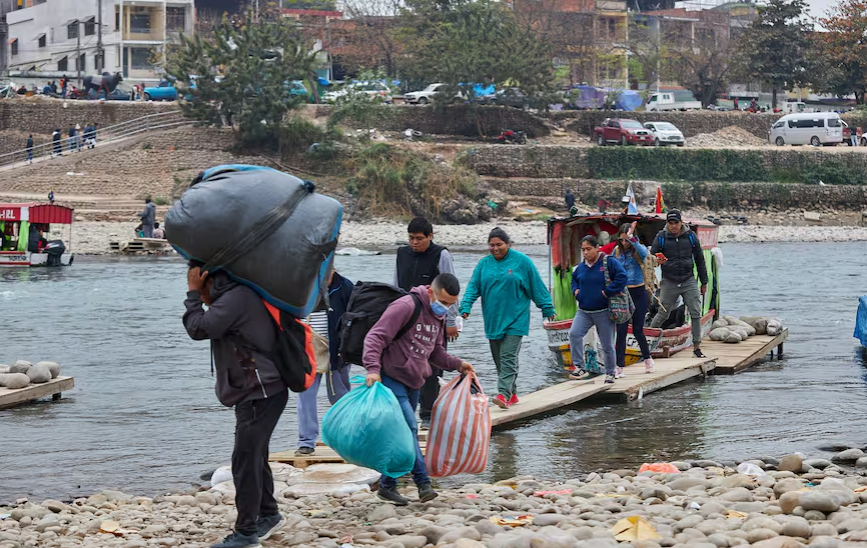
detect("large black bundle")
[166,165,342,318]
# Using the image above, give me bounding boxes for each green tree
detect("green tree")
[732,0,811,109]
[166,11,319,147]
[813,0,867,104]
[398,0,553,101]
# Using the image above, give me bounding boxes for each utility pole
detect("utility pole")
[76,21,82,87]
[97,0,104,72]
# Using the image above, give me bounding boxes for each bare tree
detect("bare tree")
[337,0,404,77]
[666,28,731,107]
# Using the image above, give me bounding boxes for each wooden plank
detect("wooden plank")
[594,357,716,402]
[710,329,789,375]
[0,376,74,409]
[270,443,427,469]
[490,379,611,428]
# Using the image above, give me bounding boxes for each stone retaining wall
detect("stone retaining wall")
[0,100,179,134]
[465,144,867,184]
[486,177,867,210]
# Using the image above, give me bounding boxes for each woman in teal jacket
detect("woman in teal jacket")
[460,228,556,409]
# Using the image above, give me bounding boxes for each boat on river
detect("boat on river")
[543,212,721,369]
[0,203,74,267]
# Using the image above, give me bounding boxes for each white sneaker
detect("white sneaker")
[615,367,626,379]
[644,358,656,374]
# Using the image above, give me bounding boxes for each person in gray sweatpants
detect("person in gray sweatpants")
[295,271,354,456]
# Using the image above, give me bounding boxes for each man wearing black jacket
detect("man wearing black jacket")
[183,264,287,548]
[393,217,458,428]
[295,270,354,456]
[649,210,709,358]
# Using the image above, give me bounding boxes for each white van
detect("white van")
[769,112,844,146]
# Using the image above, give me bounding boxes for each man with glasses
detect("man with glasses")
[649,210,709,358]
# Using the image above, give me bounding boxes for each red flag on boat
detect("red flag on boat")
[655,186,667,214]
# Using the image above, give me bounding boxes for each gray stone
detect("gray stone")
[719,488,752,502]
[807,537,839,548]
[743,518,783,534]
[799,491,843,513]
[438,526,482,545]
[473,519,503,537]
[0,364,8,374]
[675,514,705,532]
[803,459,833,470]
[750,537,805,548]
[368,504,398,522]
[25,363,51,383]
[778,516,811,538]
[284,531,318,546]
[777,455,803,473]
[745,528,779,543]
[668,477,711,491]
[811,523,838,536]
[774,479,805,498]
[670,461,692,471]
[34,514,59,533]
[454,540,487,548]
[390,535,427,548]
[41,500,68,513]
[10,360,32,374]
[855,457,867,468]
[691,460,724,468]
[721,475,756,489]
[35,361,60,379]
[533,513,569,526]
[832,449,865,463]
[803,510,827,521]
[836,518,867,533]
[0,373,30,389]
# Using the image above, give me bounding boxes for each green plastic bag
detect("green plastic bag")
[322,378,416,478]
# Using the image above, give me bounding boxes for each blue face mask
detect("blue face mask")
[431,298,449,318]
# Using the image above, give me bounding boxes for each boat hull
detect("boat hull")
[544,310,716,368]
[0,251,73,267]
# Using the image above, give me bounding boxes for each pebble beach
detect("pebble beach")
[6,451,867,548]
[67,221,867,256]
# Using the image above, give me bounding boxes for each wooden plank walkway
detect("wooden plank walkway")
[593,356,716,402]
[708,329,788,375]
[270,442,427,468]
[0,376,74,409]
[490,379,610,428]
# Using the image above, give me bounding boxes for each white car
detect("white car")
[323,81,393,104]
[644,121,685,147]
[403,83,462,105]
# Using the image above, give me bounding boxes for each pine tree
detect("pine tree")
[167,12,319,147]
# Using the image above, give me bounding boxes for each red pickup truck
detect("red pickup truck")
[593,118,654,146]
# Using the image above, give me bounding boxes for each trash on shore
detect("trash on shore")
[638,462,680,474]
[490,514,534,527]
[611,515,662,541]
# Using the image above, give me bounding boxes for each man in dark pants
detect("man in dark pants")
[183,264,288,548]
[393,217,459,428]
[649,210,709,358]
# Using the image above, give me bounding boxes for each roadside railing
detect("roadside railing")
[0,110,191,171]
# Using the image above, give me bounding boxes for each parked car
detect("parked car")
[644,121,685,147]
[494,88,529,109]
[841,121,867,146]
[645,91,701,111]
[769,112,844,146]
[143,81,178,101]
[286,80,311,102]
[593,118,653,146]
[323,81,392,104]
[404,83,460,105]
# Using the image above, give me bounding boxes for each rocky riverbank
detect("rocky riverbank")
[6,451,867,548]
[66,220,867,256]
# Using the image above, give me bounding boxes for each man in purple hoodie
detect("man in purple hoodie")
[363,273,475,505]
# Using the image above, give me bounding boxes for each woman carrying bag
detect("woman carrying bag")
[612,222,655,375]
[568,235,629,384]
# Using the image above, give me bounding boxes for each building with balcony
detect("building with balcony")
[7,0,194,84]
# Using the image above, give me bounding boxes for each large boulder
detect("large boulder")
[0,373,31,389]
[36,361,60,379]
[10,360,32,374]
[26,363,51,384]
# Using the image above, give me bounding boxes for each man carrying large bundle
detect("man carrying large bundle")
[363,273,475,505]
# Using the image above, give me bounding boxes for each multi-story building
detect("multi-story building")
[6,0,195,84]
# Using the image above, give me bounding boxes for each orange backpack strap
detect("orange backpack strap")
[262,300,282,329]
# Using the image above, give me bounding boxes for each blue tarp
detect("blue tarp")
[615,90,643,111]
[567,85,606,109]
[855,296,867,346]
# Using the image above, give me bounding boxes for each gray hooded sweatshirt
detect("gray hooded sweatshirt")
[138,202,156,227]
[183,272,286,407]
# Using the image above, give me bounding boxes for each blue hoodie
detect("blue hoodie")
[571,253,628,312]
[612,236,649,287]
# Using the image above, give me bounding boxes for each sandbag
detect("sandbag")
[321,379,415,478]
[728,325,753,339]
[740,316,769,335]
[724,332,743,343]
[767,318,783,336]
[712,319,729,330]
[166,165,342,318]
[709,328,730,341]
[426,372,491,477]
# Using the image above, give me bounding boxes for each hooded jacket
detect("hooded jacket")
[183,272,286,407]
[138,202,156,227]
[650,224,708,285]
[325,271,354,370]
[362,286,462,390]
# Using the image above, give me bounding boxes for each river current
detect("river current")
[0,242,864,502]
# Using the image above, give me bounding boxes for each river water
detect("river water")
[1,243,864,502]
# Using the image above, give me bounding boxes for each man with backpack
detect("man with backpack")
[363,273,474,505]
[393,217,459,429]
[649,210,709,358]
[183,263,288,548]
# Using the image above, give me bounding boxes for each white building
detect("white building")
[7,0,195,84]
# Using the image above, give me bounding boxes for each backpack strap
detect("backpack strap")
[658,233,665,251]
[602,255,612,285]
[394,293,423,342]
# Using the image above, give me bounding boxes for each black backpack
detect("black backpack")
[338,282,422,365]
